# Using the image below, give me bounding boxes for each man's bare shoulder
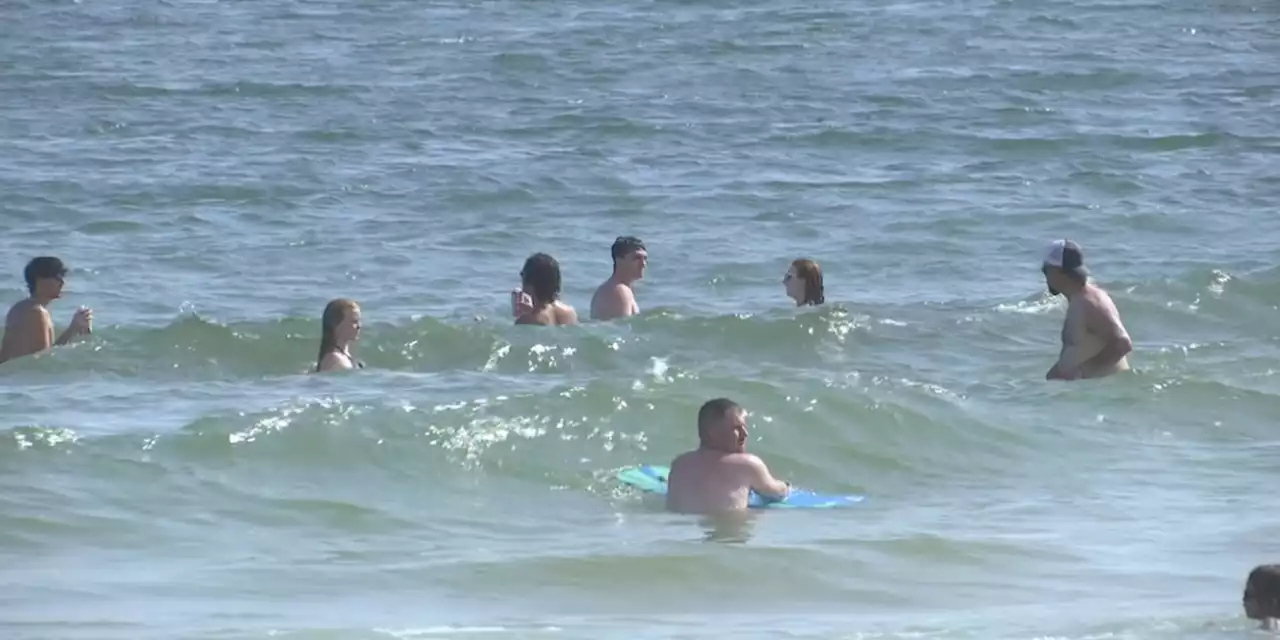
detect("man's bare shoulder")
[1081,284,1123,316]
[668,450,693,468]
[593,277,625,293]
[592,280,628,305]
[721,452,766,469]
[6,299,47,325]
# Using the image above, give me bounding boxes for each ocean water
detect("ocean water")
[2,0,1278,638]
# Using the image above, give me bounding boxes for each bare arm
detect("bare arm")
[1046,354,1065,380]
[1077,297,1132,373]
[745,455,790,501]
[54,324,76,346]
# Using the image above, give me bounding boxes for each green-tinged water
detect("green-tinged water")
[2,0,1278,638]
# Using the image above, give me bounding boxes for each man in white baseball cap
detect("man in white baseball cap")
[1041,239,1133,380]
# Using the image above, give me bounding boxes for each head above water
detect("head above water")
[1244,565,1280,621]
[1042,239,1089,297]
[610,236,647,281]
[697,397,748,453]
[24,256,68,299]
[521,253,562,305]
[785,258,824,306]
[317,298,361,370]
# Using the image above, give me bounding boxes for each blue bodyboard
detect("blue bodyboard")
[615,464,864,509]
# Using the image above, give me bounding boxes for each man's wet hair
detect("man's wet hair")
[1246,564,1280,619]
[611,236,646,262]
[24,256,67,295]
[520,253,562,305]
[697,397,741,439]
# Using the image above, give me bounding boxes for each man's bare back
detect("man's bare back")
[515,300,578,326]
[667,449,787,514]
[0,300,53,364]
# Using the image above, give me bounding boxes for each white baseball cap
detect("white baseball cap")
[1042,239,1088,277]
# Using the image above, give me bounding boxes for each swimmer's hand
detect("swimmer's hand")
[511,290,533,318]
[70,307,93,335]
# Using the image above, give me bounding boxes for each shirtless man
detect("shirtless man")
[0,257,93,365]
[589,236,646,321]
[666,398,790,514]
[512,252,578,326]
[1041,240,1133,380]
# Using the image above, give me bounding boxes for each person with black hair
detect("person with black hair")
[590,236,646,321]
[0,257,93,365]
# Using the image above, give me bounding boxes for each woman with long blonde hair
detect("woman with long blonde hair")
[783,259,825,307]
[315,298,363,372]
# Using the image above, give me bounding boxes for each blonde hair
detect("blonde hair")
[791,259,824,306]
[317,298,359,371]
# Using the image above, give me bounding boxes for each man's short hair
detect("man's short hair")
[24,257,67,295]
[611,236,646,262]
[697,397,741,438]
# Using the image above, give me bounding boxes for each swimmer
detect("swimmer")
[784,258,825,306]
[0,257,93,365]
[666,398,790,514]
[590,236,646,321]
[1041,240,1133,380]
[1243,564,1280,631]
[314,298,363,372]
[513,253,578,326]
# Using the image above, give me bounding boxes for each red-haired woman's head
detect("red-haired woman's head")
[784,259,824,306]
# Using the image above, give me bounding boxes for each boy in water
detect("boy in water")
[590,236,646,321]
[0,257,93,365]
[666,398,790,514]
[1244,564,1280,631]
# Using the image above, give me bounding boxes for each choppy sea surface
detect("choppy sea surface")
[2,0,1278,638]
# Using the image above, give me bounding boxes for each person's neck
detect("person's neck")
[1061,281,1088,300]
[30,294,54,306]
[609,271,635,287]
